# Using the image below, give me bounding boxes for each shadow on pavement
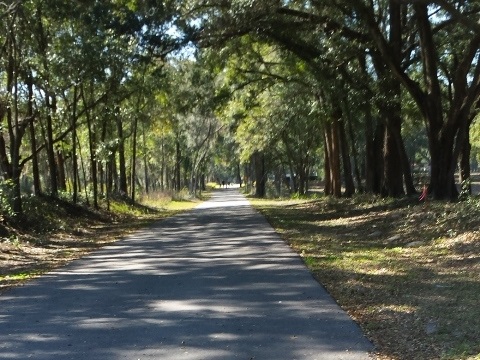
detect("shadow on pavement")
[0,189,373,360]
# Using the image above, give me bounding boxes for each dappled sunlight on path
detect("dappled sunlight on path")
[0,189,372,360]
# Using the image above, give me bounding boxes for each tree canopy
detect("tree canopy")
[1,0,479,217]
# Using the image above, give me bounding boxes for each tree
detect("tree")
[352,1,480,199]
[184,0,418,198]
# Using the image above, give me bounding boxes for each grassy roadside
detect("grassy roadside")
[0,191,206,293]
[251,195,480,360]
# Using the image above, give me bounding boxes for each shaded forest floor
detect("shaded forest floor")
[252,195,480,360]
[0,193,201,293]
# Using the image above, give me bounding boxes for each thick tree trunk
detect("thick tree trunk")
[382,125,404,197]
[383,77,416,196]
[323,121,342,197]
[337,115,355,197]
[373,7,414,198]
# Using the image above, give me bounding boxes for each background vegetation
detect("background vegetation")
[1,1,479,218]
[1,1,479,359]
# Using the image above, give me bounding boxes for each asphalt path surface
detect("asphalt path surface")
[0,189,373,359]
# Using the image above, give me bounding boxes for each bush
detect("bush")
[0,180,16,219]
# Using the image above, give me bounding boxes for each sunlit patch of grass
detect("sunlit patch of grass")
[139,190,210,212]
[109,201,148,217]
[1,272,33,280]
[0,271,43,284]
[164,200,200,211]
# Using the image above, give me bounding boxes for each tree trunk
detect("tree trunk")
[429,133,459,199]
[131,114,138,203]
[336,114,355,197]
[82,86,98,209]
[459,130,471,194]
[347,106,364,193]
[142,122,149,194]
[27,72,41,196]
[323,138,331,196]
[72,85,78,203]
[382,125,404,197]
[175,139,181,192]
[363,100,377,194]
[254,151,266,197]
[9,31,22,214]
[297,161,307,195]
[35,6,57,197]
[45,92,58,197]
[324,121,342,197]
[237,162,242,187]
[371,121,385,195]
[116,117,128,195]
[57,151,67,191]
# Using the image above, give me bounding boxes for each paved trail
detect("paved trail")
[0,190,373,359]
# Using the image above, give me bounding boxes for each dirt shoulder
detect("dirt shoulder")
[0,218,157,294]
[0,195,189,294]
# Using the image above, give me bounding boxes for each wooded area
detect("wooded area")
[1,0,480,217]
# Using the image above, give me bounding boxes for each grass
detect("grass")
[251,195,480,360]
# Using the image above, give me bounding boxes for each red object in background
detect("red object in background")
[419,186,427,201]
